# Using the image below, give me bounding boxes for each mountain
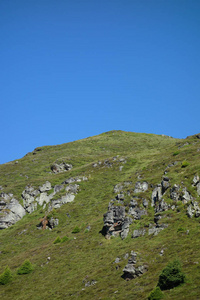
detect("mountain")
[0,130,200,299]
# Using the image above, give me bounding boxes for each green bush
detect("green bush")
[181,161,189,168]
[17,259,34,275]
[148,286,163,300]
[158,260,185,290]
[173,151,180,156]
[53,236,62,244]
[61,236,69,243]
[72,226,80,233]
[0,266,13,285]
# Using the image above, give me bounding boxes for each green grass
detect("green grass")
[0,131,200,299]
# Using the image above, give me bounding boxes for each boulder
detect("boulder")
[122,252,148,280]
[193,175,199,186]
[102,205,132,239]
[161,177,170,194]
[151,185,162,207]
[197,183,200,196]
[132,229,146,238]
[170,184,181,201]
[134,181,148,193]
[39,181,52,192]
[0,196,26,229]
[51,162,72,173]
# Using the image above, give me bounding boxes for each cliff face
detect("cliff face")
[0,131,200,299]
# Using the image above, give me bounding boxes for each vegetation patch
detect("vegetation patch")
[158,260,185,290]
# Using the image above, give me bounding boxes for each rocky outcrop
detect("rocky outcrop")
[22,180,80,213]
[187,201,200,218]
[122,251,148,280]
[148,223,168,236]
[1,176,87,229]
[0,194,26,229]
[51,162,72,173]
[132,229,146,238]
[134,181,148,193]
[102,205,132,239]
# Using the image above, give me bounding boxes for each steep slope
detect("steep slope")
[0,131,200,299]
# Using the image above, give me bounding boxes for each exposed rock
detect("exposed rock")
[116,193,124,201]
[151,185,162,207]
[0,195,26,229]
[122,251,148,280]
[187,201,200,218]
[51,162,72,173]
[197,183,200,196]
[102,205,132,239]
[37,216,59,230]
[84,280,97,287]
[155,199,169,213]
[142,199,149,208]
[148,223,168,236]
[39,181,52,192]
[193,175,199,186]
[128,206,147,220]
[134,181,148,193]
[181,187,193,204]
[54,184,64,193]
[132,229,146,238]
[170,184,181,201]
[161,177,170,194]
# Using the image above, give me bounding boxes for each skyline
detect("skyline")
[1,0,200,164]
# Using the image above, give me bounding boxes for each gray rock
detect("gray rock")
[170,184,181,201]
[39,181,51,193]
[161,177,170,194]
[0,197,26,229]
[193,175,199,186]
[187,201,200,218]
[181,187,193,203]
[151,185,162,207]
[132,229,146,238]
[51,162,72,173]
[134,181,148,193]
[155,199,169,213]
[122,252,148,280]
[143,199,149,208]
[148,223,168,236]
[54,184,64,193]
[197,183,200,196]
[128,207,147,220]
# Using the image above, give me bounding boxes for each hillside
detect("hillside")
[0,130,200,299]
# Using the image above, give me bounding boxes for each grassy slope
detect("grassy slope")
[0,130,200,299]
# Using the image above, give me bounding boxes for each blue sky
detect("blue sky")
[1,0,200,164]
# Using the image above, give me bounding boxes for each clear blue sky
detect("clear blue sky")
[1,0,200,164]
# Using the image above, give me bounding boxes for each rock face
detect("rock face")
[187,201,200,218]
[122,251,148,280]
[0,194,26,229]
[102,205,132,239]
[0,176,86,229]
[134,181,148,193]
[51,162,72,173]
[22,180,79,213]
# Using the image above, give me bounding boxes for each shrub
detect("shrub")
[181,161,189,168]
[173,151,180,156]
[148,286,163,300]
[53,236,62,244]
[17,260,34,275]
[72,226,80,233]
[61,236,69,243]
[158,260,185,290]
[0,266,13,285]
